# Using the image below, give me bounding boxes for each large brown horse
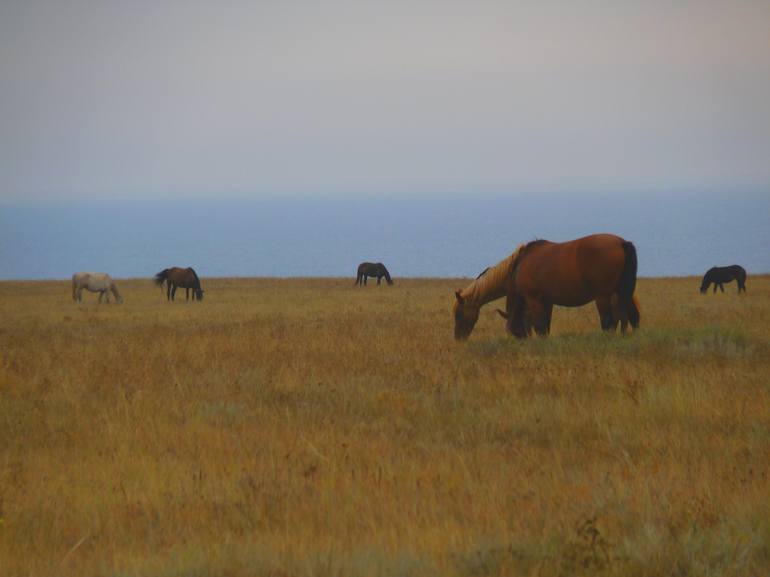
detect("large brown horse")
[502,234,639,338]
[154,267,204,301]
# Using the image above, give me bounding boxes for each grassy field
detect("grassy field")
[1,276,769,576]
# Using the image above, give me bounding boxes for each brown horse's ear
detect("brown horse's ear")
[455,290,464,304]
[496,309,508,320]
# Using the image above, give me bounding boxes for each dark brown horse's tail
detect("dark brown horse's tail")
[154,269,168,288]
[619,241,640,328]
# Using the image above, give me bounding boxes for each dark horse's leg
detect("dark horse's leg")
[377,275,382,285]
[171,285,177,301]
[167,283,172,301]
[186,287,190,301]
[719,283,725,293]
[363,275,368,285]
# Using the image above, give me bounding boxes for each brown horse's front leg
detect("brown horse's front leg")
[505,294,530,338]
[526,299,550,336]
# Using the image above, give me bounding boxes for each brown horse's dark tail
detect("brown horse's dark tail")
[619,241,640,328]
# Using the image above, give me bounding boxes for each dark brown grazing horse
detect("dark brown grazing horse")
[154,267,204,301]
[502,234,640,338]
[354,262,393,286]
[700,265,747,293]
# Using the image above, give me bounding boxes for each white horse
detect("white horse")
[72,272,123,304]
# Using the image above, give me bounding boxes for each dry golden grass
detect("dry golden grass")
[1,276,769,576]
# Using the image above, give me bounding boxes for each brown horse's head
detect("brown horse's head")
[453,290,480,341]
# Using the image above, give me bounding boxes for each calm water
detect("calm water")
[1,192,768,280]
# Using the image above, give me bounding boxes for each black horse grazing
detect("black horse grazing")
[354,262,393,286]
[700,265,747,293]
[154,267,204,301]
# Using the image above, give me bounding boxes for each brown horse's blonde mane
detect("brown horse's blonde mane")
[459,243,528,306]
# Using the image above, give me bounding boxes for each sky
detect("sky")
[1,0,769,202]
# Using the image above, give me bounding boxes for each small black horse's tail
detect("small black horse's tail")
[154,269,169,287]
[619,241,640,328]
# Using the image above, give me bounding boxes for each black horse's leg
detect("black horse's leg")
[364,275,367,285]
[719,283,724,293]
[377,275,381,285]
[186,287,189,301]
[171,285,177,301]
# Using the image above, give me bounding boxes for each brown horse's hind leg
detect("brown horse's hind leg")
[596,297,615,331]
[611,295,630,334]
[542,303,553,335]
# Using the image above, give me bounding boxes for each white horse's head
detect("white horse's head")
[110,283,124,304]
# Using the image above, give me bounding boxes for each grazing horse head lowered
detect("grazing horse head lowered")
[452,250,522,340]
[700,265,747,294]
[72,272,123,304]
[354,262,393,286]
[154,267,204,301]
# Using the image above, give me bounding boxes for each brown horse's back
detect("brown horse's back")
[516,234,626,307]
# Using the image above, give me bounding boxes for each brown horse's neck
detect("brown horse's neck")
[459,246,524,307]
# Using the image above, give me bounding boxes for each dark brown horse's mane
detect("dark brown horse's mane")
[475,267,490,280]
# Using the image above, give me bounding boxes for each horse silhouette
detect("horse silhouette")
[700,265,747,293]
[354,262,393,286]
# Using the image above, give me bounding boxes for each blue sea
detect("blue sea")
[1,191,768,280]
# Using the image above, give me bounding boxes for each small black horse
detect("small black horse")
[700,265,747,294]
[154,267,205,301]
[354,262,393,286]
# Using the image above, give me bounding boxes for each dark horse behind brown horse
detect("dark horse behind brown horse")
[154,267,204,301]
[700,265,747,293]
[354,262,393,286]
[501,234,639,338]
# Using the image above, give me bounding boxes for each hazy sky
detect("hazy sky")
[1,0,769,202]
